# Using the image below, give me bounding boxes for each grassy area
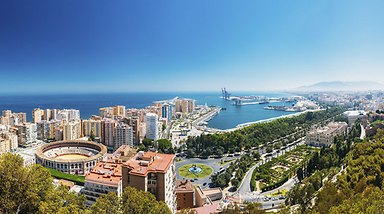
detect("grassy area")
[46,168,85,185]
[218,159,235,166]
[178,163,213,179]
[269,189,288,197]
[252,145,318,192]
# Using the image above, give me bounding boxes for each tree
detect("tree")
[89,130,96,142]
[0,153,30,213]
[90,192,121,214]
[142,137,154,147]
[38,185,88,214]
[297,167,304,182]
[157,139,174,154]
[122,187,171,214]
[244,202,265,214]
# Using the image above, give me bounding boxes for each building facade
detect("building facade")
[17,123,37,145]
[63,121,82,141]
[84,160,123,206]
[102,119,116,147]
[114,123,133,149]
[306,122,348,147]
[122,151,176,213]
[145,113,159,140]
[0,132,18,154]
[175,180,194,210]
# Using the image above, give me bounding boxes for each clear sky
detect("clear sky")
[0,0,383,94]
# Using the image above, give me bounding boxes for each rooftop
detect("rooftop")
[175,180,194,193]
[124,151,175,176]
[85,160,122,187]
[112,145,136,162]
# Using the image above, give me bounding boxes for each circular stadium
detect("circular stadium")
[35,140,107,175]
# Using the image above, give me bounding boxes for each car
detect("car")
[272,197,278,201]
[203,182,207,186]
[190,179,194,182]
[278,195,285,200]
[263,196,271,201]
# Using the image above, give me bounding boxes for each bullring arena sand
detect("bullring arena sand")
[55,154,89,160]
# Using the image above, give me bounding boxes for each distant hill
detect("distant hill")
[294,81,384,92]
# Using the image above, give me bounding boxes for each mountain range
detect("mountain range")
[294,81,384,92]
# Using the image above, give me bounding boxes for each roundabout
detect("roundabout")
[178,163,213,179]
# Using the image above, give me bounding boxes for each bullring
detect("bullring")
[35,140,107,175]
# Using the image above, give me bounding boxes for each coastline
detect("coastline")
[216,109,323,133]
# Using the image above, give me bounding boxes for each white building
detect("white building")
[343,110,367,126]
[57,109,80,122]
[63,121,81,140]
[0,131,18,154]
[0,110,26,126]
[114,123,133,149]
[306,122,348,147]
[32,108,44,123]
[145,113,159,140]
[17,123,37,145]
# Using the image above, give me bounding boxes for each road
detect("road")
[237,162,261,195]
[239,177,298,209]
[233,139,305,208]
[360,124,366,140]
[175,156,234,187]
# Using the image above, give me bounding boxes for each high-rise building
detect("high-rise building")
[113,105,126,117]
[2,110,11,118]
[43,109,52,121]
[37,121,50,141]
[0,132,18,154]
[175,99,195,115]
[57,109,80,122]
[82,119,102,140]
[99,106,126,118]
[99,107,114,118]
[102,119,116,147]
[12,112,27,126]
[17,123,37,145]
[63,121,81,141]
[145,113,159,140]
[0,110,27,126]
[51,109,58,121]
[114,123,133,149]
[122,151,176,213]
[36,120,59,141]
[32,108,44,123]
[55,128,63,141]
[121,117,141,146]
[161,104,173,122]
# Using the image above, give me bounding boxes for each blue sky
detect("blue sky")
[0,0,383,94]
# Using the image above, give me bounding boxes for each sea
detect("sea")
[0,92,296,130]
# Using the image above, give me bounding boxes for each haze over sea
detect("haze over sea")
[0,92,295,130]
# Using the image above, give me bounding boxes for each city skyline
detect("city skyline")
[1,0,384,94]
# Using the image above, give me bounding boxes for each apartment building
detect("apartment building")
[122,151,176,213]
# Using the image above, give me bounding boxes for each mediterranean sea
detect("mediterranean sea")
[0,92,296,130]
